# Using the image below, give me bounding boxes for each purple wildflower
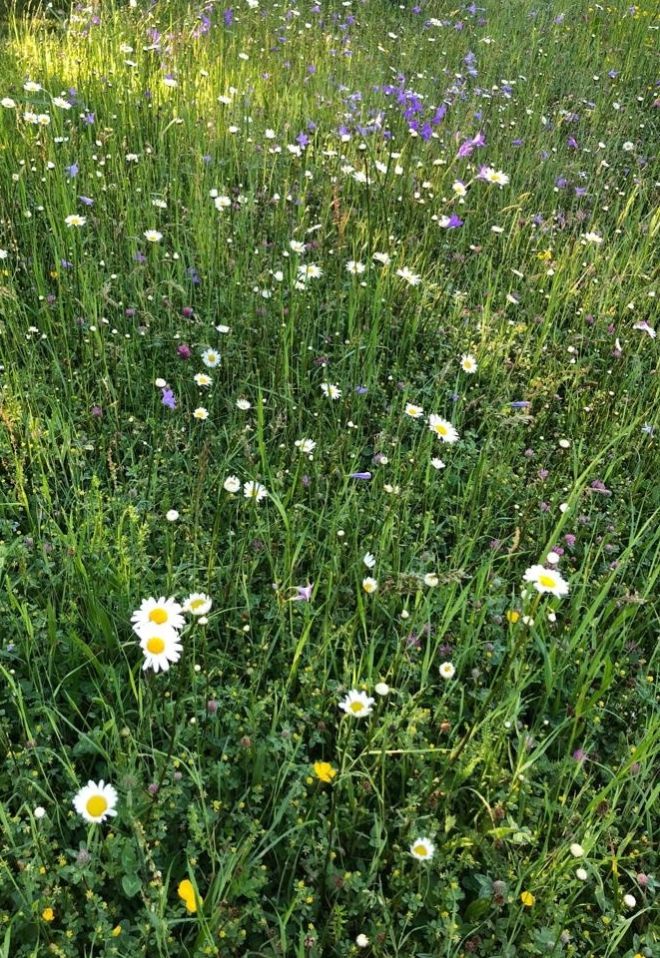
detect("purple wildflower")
[161,388,176,410]
[290,583,313,602]
[589,479,611,495]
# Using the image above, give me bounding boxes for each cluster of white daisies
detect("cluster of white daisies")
[131,594,212,673]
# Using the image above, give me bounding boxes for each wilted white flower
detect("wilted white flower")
[223,475,241,493]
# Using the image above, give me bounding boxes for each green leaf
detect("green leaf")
[121,873,142,898]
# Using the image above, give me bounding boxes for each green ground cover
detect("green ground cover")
[0,0,658,955]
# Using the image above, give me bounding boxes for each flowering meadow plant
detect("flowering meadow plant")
[0,0,657,956]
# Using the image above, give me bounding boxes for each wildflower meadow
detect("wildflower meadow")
[0,0,658,955]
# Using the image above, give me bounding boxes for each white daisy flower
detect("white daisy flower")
[431,458,446,470]
[439,661,456,679]
[183,593,213,616]
[410,837,435,861]
[339,689,375,718]
[243,480,267,502]
[193,407,209,421]
[321,382,341,399]
[460,353,477,373]
[405,403,424,418]
[194,373,212,387]
[294,438,316,454]
[363,552,376,569]
[298,263,322,280]
[428,415,459,444]
[131,596,184,636]
[484,168,510,187]
[236,398,252,410]
[139,625,183,673]
[143,229,163,243]
[73,780,118,823]
[362,577,378,594]
[65,214,86,228]
[201,348,221,368]
[346,260,366,275]
[396,266,421,286]
[522,565,569,597]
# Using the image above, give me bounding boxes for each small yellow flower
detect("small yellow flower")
[111,925,122,937]
[506,610,520,624]
[313,761,337,783]
[178,878,201,914]
[42,907,55,922]
[520,890,535,907]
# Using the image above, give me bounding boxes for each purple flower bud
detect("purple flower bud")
[177,343,192,360]
[207,699,219,715]
[349,472,372,480]
[148,783,159,796]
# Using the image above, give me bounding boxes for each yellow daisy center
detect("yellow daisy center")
[413,844,428,857]
[189,598,206,610]
[538,574,556,589]
[146,636,166,654]
[349,701,364,714]
[435,423,448,436]
[149,607,168,625]
[86,795,108,817]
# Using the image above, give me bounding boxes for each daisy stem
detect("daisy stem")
[143,642,189,825]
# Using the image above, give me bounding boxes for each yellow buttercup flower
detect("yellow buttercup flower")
[111,925,122,937]
[506,610,520,623]
[520,890,535,907]
[178,878,202,913]
[42,907,55,922]
[313,761,337,783]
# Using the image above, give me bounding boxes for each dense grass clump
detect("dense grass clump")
[0,0,658,955]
